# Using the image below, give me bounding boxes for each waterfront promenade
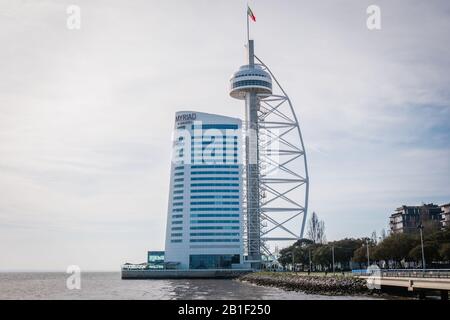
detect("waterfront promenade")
[355,269,450,299]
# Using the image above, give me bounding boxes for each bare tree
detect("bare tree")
[307,212,318,243]
[317,220,326,244]
[371,230,377,245]
[380,228,387,242]
[307,211,326,244]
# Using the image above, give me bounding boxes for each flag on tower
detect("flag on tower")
[247,6,256,22]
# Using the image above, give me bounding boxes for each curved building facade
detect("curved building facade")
[164,111,244,270]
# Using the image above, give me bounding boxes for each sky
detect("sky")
[0,0,449,271]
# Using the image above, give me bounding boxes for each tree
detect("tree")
[306,212,326,244]
[279,226,448,271]
[317,220,326,244]
[278,247,292,267]
[331,238,364,269]
[278,242,310,269]
[312,245,332,269]
[352,246,368,268]
[372,233,418,266]
[408,242,440,263]
[293,238,314,247]
[439,243,450,261]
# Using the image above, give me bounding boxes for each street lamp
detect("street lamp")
[366,239,370,268]
[417,224,426,271]
[308,248,312,274]
[292,249,295,271]
[331,245,335,274]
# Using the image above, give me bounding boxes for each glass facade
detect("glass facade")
[189,254,240,269]
[164,112,243,269]
[232,79,272,90]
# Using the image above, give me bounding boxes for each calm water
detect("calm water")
[0,272,381,300]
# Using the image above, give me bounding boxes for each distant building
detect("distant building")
[441,203,450,229]
[389,203,442,234]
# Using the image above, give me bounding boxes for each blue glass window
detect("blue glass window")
[190,239,240,243]
[191,171,239,175]
[190,232,239,236]
[190,214,239,218]
[190,201,239,205]
[191,195,239,199]
[191,189,239,193]
[189,254,240,269]
[191,183,239,187]
[193,124,239,130]
[190,226,239,230]
[190,220,239,224]
[191,165,239,169]
[191,177,238,181]
[191,208,239,211]
[233,80,272,89]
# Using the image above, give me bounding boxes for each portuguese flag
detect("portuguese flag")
[247,6,256,22]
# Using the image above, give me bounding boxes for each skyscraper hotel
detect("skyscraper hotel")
[164,111,244,269]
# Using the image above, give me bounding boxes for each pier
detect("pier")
[355,269,450,300]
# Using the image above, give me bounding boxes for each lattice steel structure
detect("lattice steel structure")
[230,39,309,268]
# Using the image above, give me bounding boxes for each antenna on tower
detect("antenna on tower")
[246,3,249,43]
[246,4,256,44]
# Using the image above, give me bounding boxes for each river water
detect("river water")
[0,272,381,300]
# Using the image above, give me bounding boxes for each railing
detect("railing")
[352,269,450,279]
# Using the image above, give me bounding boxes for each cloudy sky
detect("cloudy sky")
[0,0,449,271]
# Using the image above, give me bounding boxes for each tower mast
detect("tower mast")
[245,39,262,268]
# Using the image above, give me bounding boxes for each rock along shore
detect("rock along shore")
[239,272,369,296]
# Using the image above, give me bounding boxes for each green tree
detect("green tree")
[331,238,364,269]
[312,245,332,270]
[352,246,368,268]
[371,233,418,266]
[408,242,440,263]
[439,243,450,261]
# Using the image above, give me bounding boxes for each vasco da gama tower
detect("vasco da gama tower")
[164,24,309,271]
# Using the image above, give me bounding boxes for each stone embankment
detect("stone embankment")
[239,272,369,295]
